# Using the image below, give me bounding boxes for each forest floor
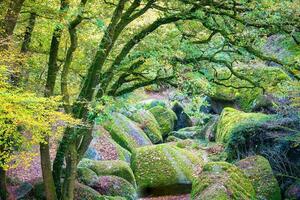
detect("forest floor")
[7,90,191,199]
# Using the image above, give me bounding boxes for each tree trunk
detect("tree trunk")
[40,139,57,200]
[0,0,25,49]
[21,12,36,53]
[61,142,77,200]
[0,167,8,200]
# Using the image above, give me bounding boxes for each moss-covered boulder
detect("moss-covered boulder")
[236,155,281,200]
[77,167,99,185]
[149,106,177,136]
[103,113,152,152]
[130,109,163,144]
[78,159,136,187]
[168,126,203,140]
[216,108,273,144]
[88,176,137,200]
[191,162,256,200]
[136,99,167,110]
[131,144,203,194]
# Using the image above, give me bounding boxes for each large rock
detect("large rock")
[172,102,193,131]
[149,106,177,136]
[216,107,273,148]
[103,113,152,152]
[88,176,137,200]
[130,109,163,144]
[168,126,203,140]
[236,155,281,200]
[131,144,203,195]
[136,99,167,110]
[78,159,136,187]
[191,162,256,200]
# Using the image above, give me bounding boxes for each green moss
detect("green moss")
[77,167,98,185]
[103,113,152,152]
[131,144,203,190]
[130,109,163,144]
[107,137,132,163]
[169,126,203,140]
[191,162,256,200]
[89,176,137,200]
[149,106,177,136]
[78,159,136,187]
[216,108,273,144]
[236,155,281,200]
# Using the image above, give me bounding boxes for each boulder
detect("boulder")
[77,167,98,185]
[172,102,193,131]
[199,96,213,114]
[88,176,137,200]
[84,147,102,161]
[149,106,177,136]
[78,159,136,187]
[168,126,203,140]
[15,182,33,200]
[236,155,281,200]
[131,144,203,195]
[130,109,163,144]
[200,115,219,141]
[216,107,272,148]
[136,99,167,110]
[103,113,152,152]
[285,181,300,200]
[191,162,256,200]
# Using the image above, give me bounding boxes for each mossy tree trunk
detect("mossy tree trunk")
[0,167,8,200]
[21,11,36,53]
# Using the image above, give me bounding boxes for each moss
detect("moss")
[77,167,98,185]
[169,126,203,140]
[89,176,137,200]
[191,162,256,200]
[130,109,163,144]
[136,99,167,110]
[131,144,203,191]
[107,137,132,163]
[78,159,136,187]
[103,113,152,152]
[236,155,281,200]
[149,106,177,136]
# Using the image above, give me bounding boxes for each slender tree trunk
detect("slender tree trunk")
[0,0,25,49]
[21,12,36,53]
[40,137,57,200]
[0,167,8,200]
[61,142,77,200]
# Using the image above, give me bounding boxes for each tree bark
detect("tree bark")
[0,0,25,49]
[0,167,8,200]
[40,138,57,200]
[21,12,37,53]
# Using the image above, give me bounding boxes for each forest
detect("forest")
[0,0,300,199]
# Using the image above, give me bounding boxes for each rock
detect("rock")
[236,155,281,200]
[251,94,276,113]
[216,107,273,148]
[103,113,152,152]
[131,144,203,195]
[168,126,203,140]
[191,162,256,200]
[199,96,213,114]
[88,176,137,200]
[136,99,167,110]
[149,106,177,136]
[84,147,102,160]
[172,102,193,131]
[130,109,163,144]
[15,182,33,200]
[165,135,182,143]
[210,97,237,114]
[200,115,219,141]
[77,167,98,185]
[285,181,300,200]
[78,159,136,187]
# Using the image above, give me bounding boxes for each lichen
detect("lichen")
[131,144,203,191]
[236,155,281,200]
[78,159,136,187]
[149,106,177,136]
[191,162,256,200]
